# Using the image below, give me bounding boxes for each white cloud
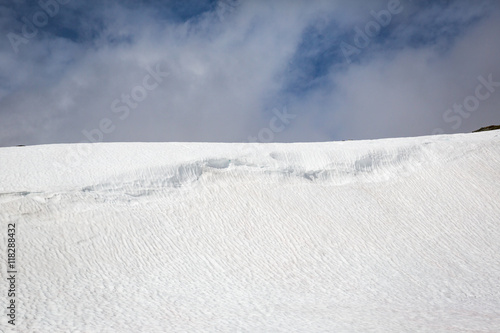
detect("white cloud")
[0,0,499,146]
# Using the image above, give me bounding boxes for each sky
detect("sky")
[0,0,499,147]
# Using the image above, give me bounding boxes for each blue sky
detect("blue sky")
[1,0,499,146]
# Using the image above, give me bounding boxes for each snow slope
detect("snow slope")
[1,131,500,332]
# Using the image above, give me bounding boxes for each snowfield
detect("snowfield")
[1,131,500,332]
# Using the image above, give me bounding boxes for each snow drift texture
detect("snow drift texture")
[1,131,500,332]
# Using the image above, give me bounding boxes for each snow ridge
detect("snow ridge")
[1,131,500,332]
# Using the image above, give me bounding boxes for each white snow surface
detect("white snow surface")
[1,131,500,332]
